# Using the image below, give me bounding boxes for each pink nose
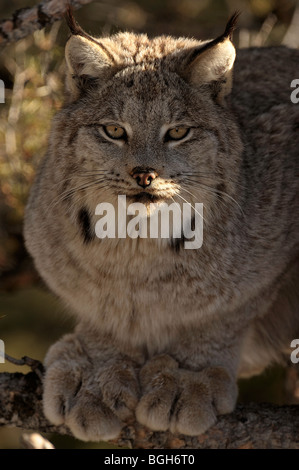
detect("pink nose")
[132,169,157,188]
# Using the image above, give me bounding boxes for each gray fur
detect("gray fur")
[24,16,299,440]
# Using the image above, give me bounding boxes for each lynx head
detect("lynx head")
[50,10,242,231]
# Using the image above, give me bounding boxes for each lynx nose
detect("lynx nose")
[131,168,157,188]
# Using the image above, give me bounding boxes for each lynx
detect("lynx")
[24,10,299,441]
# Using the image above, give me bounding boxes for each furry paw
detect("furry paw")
[43,334,139,442]
[136,354,237,436]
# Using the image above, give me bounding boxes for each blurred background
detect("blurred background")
[0,0,298,449]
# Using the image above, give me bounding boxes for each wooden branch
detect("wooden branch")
[0,0,95,47]
[0,370,299,449]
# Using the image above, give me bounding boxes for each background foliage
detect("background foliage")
[0,0,298,448]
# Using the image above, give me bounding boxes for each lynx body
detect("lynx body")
[24,12,299,440]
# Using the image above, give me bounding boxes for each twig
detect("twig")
[0,0,95,47]
[252,13,277,47]
[282,4,299,48]
[4,353,44,380]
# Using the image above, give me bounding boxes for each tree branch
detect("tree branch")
[0,370,298,449]
[0,0,95,47]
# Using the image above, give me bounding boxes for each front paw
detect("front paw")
[136,354,237,436]
[43,334,139,442]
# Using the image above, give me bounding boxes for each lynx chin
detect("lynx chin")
[24,8,299,442]
[94,195,204,249]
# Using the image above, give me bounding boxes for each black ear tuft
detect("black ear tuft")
[223,11,241,40]
[185,11,240,63]
[65,4,83,36]
[65,3,92,40]
[65,3,116,60]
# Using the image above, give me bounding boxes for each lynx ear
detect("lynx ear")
[184,12,239,104]
[64,7,117,99]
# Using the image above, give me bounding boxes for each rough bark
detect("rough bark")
[0,370,298,449]
[0,0,95,47]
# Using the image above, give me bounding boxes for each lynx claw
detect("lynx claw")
[136,355,237,436]
[43,336,139,442]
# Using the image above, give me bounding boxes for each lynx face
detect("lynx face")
[49,20,242,229]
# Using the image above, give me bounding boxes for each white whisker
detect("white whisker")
[174,192,205,222]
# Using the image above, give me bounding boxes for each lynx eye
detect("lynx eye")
[103,125,126,140]
[165,127,190,141]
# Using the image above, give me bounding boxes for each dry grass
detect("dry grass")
[0,23,64,222]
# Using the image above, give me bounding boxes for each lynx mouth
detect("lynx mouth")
[126,192,167,204]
